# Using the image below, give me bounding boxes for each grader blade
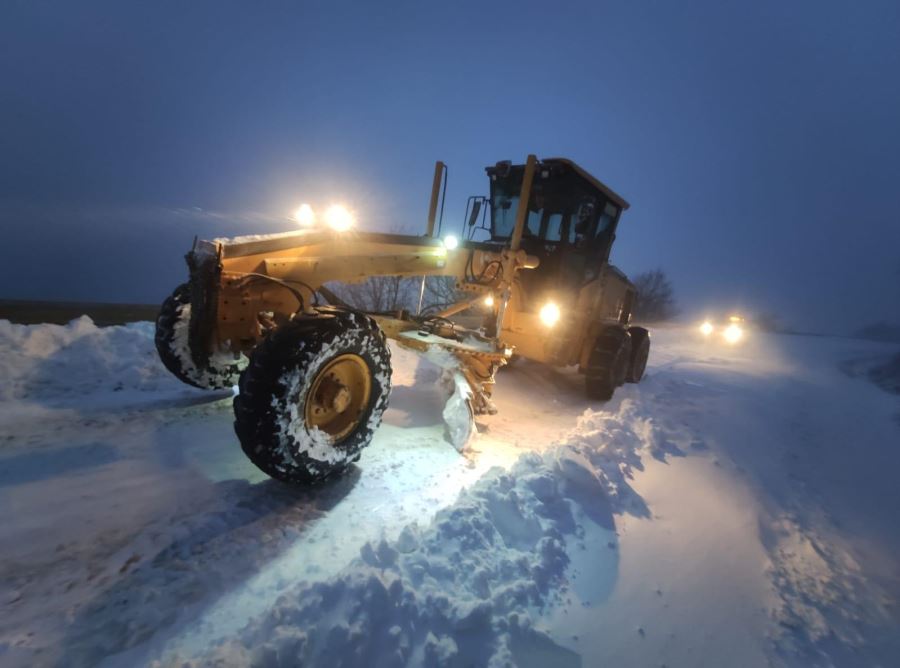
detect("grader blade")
[442,369,477,452]
[390,323,506,453]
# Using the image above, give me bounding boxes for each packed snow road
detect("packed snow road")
[1,317,898,667]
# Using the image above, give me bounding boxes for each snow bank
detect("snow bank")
[0,316,197,408]
[163,402,661,667]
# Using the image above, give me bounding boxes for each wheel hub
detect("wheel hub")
[331,386,352,413]
[304,354,372,441]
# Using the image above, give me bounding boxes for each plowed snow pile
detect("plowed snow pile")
[164,406,659,668]
[0,316,200,412]
[1,317,899,668]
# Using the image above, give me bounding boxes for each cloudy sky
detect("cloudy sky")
[1,0,898,332]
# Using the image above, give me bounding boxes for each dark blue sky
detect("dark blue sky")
[2,0,898,332]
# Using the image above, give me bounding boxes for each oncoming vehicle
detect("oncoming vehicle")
[154,155,650,484]
[699,315,746,344]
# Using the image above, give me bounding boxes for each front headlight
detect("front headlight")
[539,302,561,326]
[699,320,714,336]
[293,203,316,227]
[324,204,355,231]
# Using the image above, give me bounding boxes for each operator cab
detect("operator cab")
[482,158,630,299]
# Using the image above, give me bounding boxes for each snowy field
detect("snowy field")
[1,318,899,668]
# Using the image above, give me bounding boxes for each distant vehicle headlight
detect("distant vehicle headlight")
[699,321,714,336]
[539,302,561,326]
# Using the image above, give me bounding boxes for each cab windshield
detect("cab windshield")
[489,164,619,251]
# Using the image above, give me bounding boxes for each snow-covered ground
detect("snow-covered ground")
[1,317,899,667]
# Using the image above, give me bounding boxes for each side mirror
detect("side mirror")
[467,199,483,226]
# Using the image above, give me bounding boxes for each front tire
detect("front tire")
[585,328,632,401]
[155,283,245,390]
[234,309,392,484]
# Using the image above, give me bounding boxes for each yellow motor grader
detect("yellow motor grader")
[155,155,649,484]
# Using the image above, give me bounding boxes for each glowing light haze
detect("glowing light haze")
[1,1,898,332]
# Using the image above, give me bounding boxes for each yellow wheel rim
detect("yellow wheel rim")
[304,354,372,442]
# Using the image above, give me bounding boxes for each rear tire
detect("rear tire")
[585,328,632,401]
[155,283,245,390]
[234,309,391,484]
[625,326,650,383]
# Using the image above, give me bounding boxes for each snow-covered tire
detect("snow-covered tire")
[584,328,632,401]
[154,283,246,390]
[625,326,650,383]
[234,309,392,485]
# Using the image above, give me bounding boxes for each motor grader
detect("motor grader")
[155,155,650,484]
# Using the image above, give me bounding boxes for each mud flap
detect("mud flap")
[185,249,222,370]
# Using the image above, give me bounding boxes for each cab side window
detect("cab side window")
[597,202,618,234]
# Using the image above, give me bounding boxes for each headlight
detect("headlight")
[539,302,560,326]
[443,234,459,250]
[699,321,714,336]
[483,294,494,307]
[723,323,743,343]
[294,203,316,227]
[324,204,354,231]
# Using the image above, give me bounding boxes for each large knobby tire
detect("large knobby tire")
[234,309,392,485]
[585,328,633,401]
[626,326,650,383]
[154,283,246,390]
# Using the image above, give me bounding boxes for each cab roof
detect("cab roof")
[541,158,630,211]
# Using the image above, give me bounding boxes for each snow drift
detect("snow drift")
[161,402,661,668]
[0,316,194,408]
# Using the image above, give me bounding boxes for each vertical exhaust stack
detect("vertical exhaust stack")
[425,160,446,237]
[419,160,447,315]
